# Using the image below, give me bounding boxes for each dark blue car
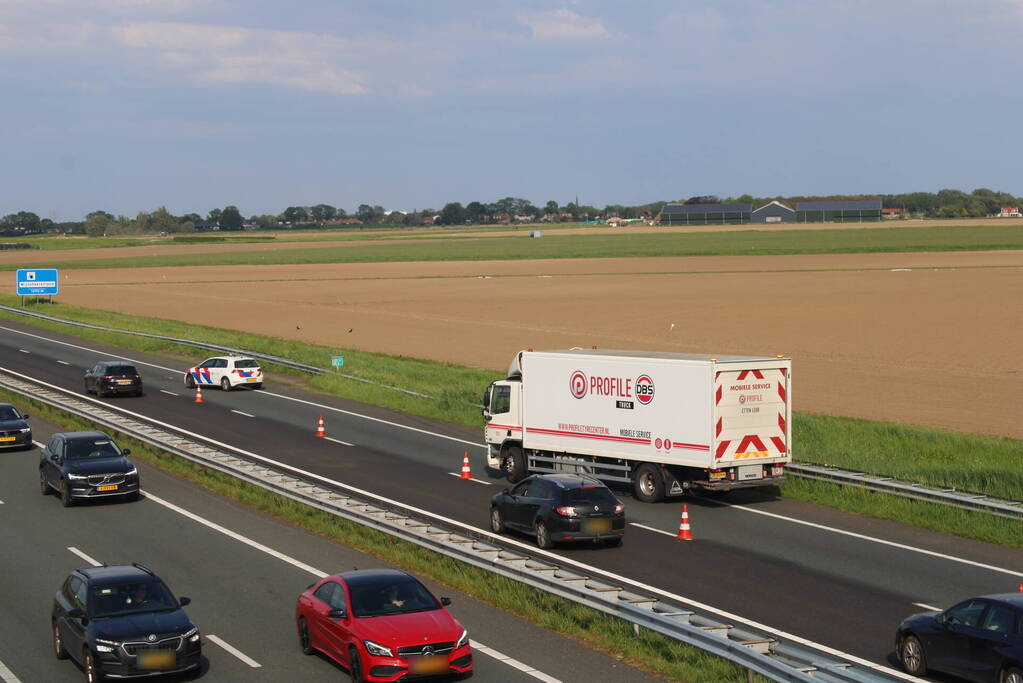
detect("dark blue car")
[895,593,1023,682]
[0,402,32,450]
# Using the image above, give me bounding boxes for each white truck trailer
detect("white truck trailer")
[483,349,791,502]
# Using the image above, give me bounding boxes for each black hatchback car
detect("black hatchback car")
[490,473,625,548]
[0,402,32,450]
[52,564,201,681]
[84,361,143,397]
[39,431,140,506]
[895,593,1023,683]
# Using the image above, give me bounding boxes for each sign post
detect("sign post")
[331,356,344,372]
[16,268,59,305]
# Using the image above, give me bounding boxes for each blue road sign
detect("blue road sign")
[16,269,59,296]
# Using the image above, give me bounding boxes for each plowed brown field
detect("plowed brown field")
[30,249,1023,439]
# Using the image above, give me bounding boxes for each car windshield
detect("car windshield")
[104,365,137,375]
[89,581,178,617]
[65,438,121,460]
[234,359,259,369]
[0,406,21,420]
[349,577,440,618]
[563,486,618,505]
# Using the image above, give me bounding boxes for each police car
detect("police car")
[183,356,263,391]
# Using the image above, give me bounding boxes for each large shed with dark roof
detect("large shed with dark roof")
[751,201,795,224]
[795,200,882,223]
[657,203,752,225]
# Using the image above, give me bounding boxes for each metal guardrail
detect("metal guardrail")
[786,463,1023,521]
[0,366,909,683]
[2,303,1017,521]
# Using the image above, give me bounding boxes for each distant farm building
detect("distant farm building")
[656,203,752,225]
[996,206,1022,218]
[750,201,795,224]
[794,200,882,223]
[882,208,902,219]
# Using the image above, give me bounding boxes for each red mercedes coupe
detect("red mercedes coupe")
[296,569,473,682]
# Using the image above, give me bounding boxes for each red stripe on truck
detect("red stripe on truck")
[771,437,787,453]
[778,413,786,433]
[716,417,722,436]
[715,441,730,459]
[672,442,710,452]
[715,385,722,404]
[527,427,650,445]
[778,384,786,402]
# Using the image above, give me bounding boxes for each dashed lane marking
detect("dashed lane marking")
[470,641,561,683]
[231,410,254,418]
[57,360,71,365]
[67,546,102,567]
[324,436,354,446]
[205,635,261,668]
[160,389,178,396]
[17,349,29,354]
[913,602,941,611]
[0,656,23,683]
[447,472,493,485]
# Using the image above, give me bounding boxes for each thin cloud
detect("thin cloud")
[518,8,610,41]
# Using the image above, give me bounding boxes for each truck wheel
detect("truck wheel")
[633,463,665,503]
[504,446,527,483]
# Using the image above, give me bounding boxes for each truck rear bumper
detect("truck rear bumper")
[696,475,786,492]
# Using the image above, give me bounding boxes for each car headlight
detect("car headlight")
[19,428,30,433]
[96,638,119,653]
[363,639,393,657]
[456,629,469,649]
[126,466,138,476]
[183,626,199,643]
[67,473,88,480]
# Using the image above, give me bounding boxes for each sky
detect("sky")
[2,0,1022,220]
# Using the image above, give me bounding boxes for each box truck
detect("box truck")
[483,349,791,502]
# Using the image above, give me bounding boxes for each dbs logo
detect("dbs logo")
[635,375,655,405]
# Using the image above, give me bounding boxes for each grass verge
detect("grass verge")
[3,386,763,683]
[2,297,1021,548]
[8,224,1023,270]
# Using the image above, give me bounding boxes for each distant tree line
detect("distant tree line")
[4,188,1021,237]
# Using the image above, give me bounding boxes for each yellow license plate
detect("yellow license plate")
[97,484,119,492]
[137,650,175,670]
[582,518,611,533]
[0,436,15,442]
[245,377,257,382]
[410,656,448,675]
[118,380,133,385]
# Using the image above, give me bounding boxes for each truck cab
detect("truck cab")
[483,380,522,474]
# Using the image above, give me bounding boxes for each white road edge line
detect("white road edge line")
[0,656,23,683]
[913,602,941,611]
[470,641,561,683]
[447,472,493,485]
[1,365,920,679]
[0,325,481,448]
[159,389,178,396]
[57,360,71,365]
[68,546,102,567]
[205,635,261,668]
[230,410,254,418]
[324,436,354,446]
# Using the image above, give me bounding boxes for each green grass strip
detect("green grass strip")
[8,225,1023,270]
[1,387,764,683]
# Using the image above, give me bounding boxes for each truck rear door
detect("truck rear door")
[713,365,790,478]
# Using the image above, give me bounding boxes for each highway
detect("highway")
[0,412,656,682]
[2,317,1022,675]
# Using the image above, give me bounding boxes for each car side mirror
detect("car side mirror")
[22,414,30,420]
[121,449,131,456]
[328,608,347,620]
[440,597,451,606]
[178,596,191,607]
[484,414,492,422]
[502,488,509,495]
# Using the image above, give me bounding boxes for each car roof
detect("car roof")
[978,593,1023,607]
[56,430,113,442]
[204,355,257,361]
[0,402,15,409]
[528,473,606,489]
[97,360,136,366]
[334,569,414,586]
[76,565,158,585]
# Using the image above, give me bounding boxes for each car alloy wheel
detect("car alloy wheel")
[40,471,50,496]
[1003,667,1023,683]
[535,521,552,549]
[185,374,196,389]
[349,646,364,683]
[61,482,75,508]
[299,618,314,655]
[221,377,231,391]
[84,649,99,683]
[53,623,68,659]
[490,507,505,533]
[899,635,926,675]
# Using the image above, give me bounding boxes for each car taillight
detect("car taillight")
[553,506,577,517]
[614,503,624,515]
[101,375,114,380]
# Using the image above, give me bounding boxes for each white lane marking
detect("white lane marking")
[0,656,23,683]
[160,389,179,396]
[324,436,354,446]
[205,635,261,668]
[0,369,936,677]
[68,546,102,567]
[57,360,71,365]
[141,491,328,578]
[718,502,1023,579]
[913,602,941,611]
[447,472,493,485]
[0,499,4,505]
[630,522,675,537]
[0,325,480,448]
[471,641,561,683]
[231,410,254,418]
[17,349,29,354]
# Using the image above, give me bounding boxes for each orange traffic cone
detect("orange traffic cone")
[676,504,693,541]
[315,415,326,438]
[460,451,472,480]
[193,385,203,403]
[1018,584,1023,592]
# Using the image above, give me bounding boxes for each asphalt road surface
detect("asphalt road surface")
[2,318,1022,675]
[0,414,658,682]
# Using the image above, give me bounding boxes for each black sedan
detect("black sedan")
[0,402,32,450]
[895,593,1023,682]
[39,431,140,506]
[52,564,201,681]
[490,473,625,548]
[84,360,143,397]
